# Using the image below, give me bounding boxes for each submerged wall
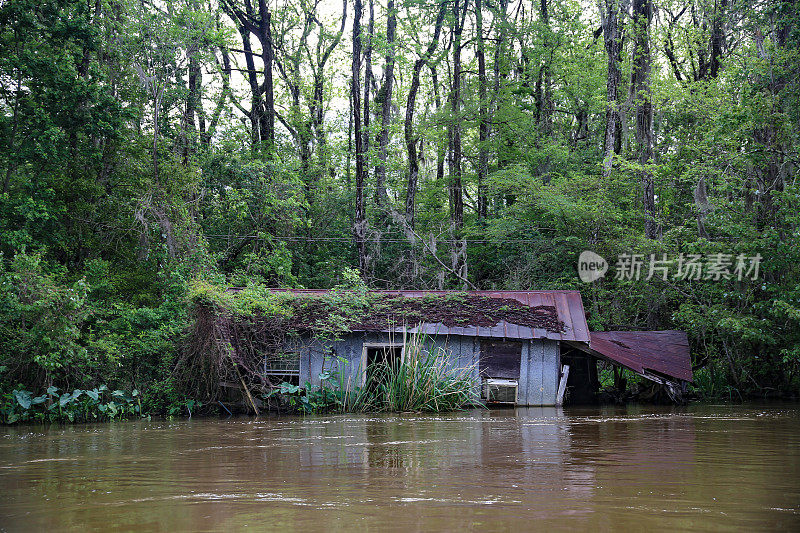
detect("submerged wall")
[286,333,560,406]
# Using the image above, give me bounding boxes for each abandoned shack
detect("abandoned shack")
[215,289,693,407]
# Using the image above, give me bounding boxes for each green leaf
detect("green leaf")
[112,390,132,403]
[85,389,99,401]
[279,382,300,394]
[59,393,72,407]
[46,386,59,396]
[31,395,47,406]
[14,390,32,410]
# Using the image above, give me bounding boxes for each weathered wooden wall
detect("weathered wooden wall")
[286,333,560,406]
[518,339,560,405]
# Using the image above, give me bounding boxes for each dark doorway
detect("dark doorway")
[560,346,599,405]
[365,345,403,388]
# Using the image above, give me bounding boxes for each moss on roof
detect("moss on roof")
[287,293,564,334]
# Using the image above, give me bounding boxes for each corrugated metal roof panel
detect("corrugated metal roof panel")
[263,289,590,342]
[589,330,693,382]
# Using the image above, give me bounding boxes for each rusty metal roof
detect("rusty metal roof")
[267,289,590,342]
[588,330,693,382]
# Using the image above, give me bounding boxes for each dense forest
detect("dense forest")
[1,0,798,416]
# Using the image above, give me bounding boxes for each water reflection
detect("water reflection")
[1,404,799,531]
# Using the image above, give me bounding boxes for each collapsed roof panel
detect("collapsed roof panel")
[588,330,693,382]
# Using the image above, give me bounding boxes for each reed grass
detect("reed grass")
[335,333,480,413]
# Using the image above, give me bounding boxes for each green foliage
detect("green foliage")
[309,268,371,336]
[1,385,145,424]
[0,251,90,378]
[0,0,798,416]
[187,278,294,317]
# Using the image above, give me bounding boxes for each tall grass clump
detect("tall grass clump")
[374,335,479,412]
[327,333,479,413]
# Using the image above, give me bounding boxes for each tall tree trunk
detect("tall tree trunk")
[537,0,553,134]
[352,0,367,272]
[184,45,199,164]
[431,65,445,186]
[491,0,509,212]
[203,45,233,147]
[449,0,467,287]
[405,2,446,226]
[709,0,727,78]
[374,0,397,207]
[600,0,628,178]
[632,0,656,238]
[239,25,262,146]
[449,0,464,230]
[258,0,274,150]
[223,0,274,149]
[752,0,796,231]
[476,0,488,218]
[363,0,374,167]
[311,0,347,170]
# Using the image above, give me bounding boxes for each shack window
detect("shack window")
[480,341,522,379]
[361,343,404,386]
[264,353,300,385]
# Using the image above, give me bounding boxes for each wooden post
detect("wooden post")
[556,364,570,406]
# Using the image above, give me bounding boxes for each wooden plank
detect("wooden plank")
[524,340,543,405]
[542,340,559,404]
[556,364,570,406]
[504,320,521,339]
[461,325,478,337]
[517,340,530,406]
[517,326,534,339]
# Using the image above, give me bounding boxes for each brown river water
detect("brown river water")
[1,403,799,532]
